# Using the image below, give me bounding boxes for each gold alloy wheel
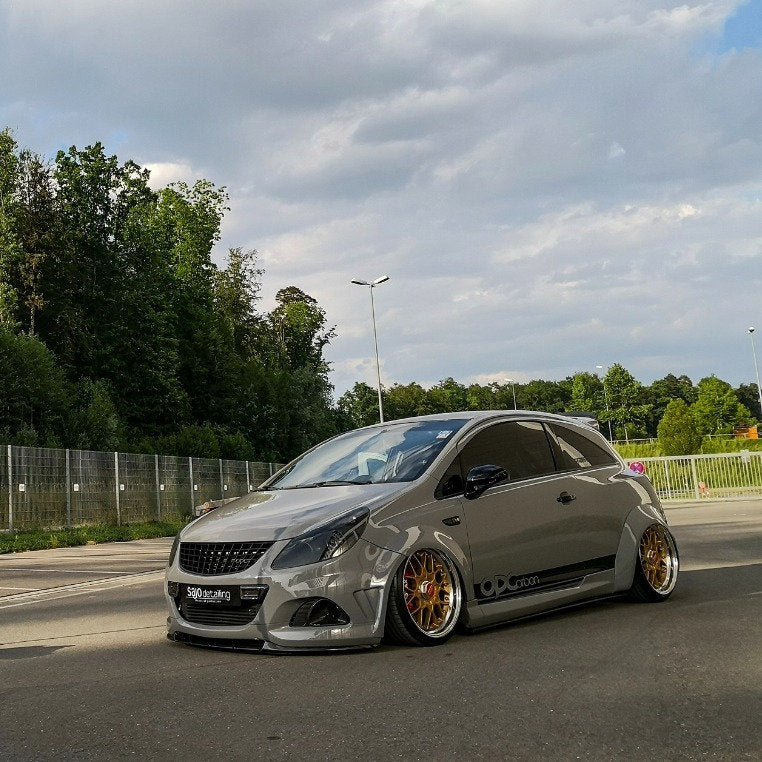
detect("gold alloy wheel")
[402,549,455,634]
[639,525,676,593]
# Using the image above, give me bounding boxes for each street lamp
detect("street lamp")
[596,365,614,441]
[748,327,762,418]
[504,378,517,410]
[351,275,389,423]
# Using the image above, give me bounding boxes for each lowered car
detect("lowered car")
[165,411,679,651]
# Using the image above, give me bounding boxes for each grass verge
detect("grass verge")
[0,518,190,554]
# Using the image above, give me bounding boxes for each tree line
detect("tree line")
[0,129,340,461]
[1,129,758,461]
[337,368,759,455]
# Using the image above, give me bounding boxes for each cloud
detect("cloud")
[1,0,760,399]
[143,161,199,190]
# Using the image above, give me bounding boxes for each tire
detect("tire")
[630,523,679,602]
[384,548,463,646]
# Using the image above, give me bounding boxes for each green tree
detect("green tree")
[603,364,651,441]
[735,383,761,421]
[691,376,752,435]
[0,327,71,445]
[47,144,191,433]
[71,379,124,451]
[426,378,468,413]
[517,379,572,413]
[569,372,603,416]
[645,374,697,437]
[465,383,499,411]
[337,382,381,429]
[49,143,141,375]
[242,287,338,460]
[14,151,60,335]
[252,365,337,461]
[264,286,336,370]
[383,382,430,419]
[0,129,22,328]
[148,423,221,459]
[154,179,232,426]
[219,431,255,461]
[114,191,190,431]
[657,399,702,455]
[214,247,262,357]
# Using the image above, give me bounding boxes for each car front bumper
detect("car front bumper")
[165,538,402,651]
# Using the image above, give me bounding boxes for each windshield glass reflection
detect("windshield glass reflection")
[267,419,468,489]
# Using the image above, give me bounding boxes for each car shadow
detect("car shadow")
[0,644,73,660]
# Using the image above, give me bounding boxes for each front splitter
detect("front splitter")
[167,631,375,654]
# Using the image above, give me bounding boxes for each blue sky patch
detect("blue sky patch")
[719,0,762,52]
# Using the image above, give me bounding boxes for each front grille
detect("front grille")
[179,541,273,575]
[178,600,264,627]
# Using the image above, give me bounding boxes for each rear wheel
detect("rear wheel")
[630,524,679,602]
[385,548,462,646]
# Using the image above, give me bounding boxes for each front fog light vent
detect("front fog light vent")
[240,585,268,602]
[167,581,179,597]
[290,598,350,627]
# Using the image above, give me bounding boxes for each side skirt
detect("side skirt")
[464,568,617,630]
[463,590,629,634]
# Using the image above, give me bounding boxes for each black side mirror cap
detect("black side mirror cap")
[464,464,509,499]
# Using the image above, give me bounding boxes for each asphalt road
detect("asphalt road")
[0,502,760,761]
[0,539,172,598]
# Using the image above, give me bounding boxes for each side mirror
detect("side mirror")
[464,464,509,499]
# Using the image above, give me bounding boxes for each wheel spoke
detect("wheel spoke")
[402,549,458,634]
[639,525,677,594]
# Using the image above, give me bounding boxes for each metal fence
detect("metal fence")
[5,444,760,530]
[625,451,762,501]
[0,444,283,531]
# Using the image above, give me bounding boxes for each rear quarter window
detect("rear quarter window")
[548,423,618,470]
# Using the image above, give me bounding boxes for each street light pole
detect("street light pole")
[748,327,762,419]
[351,276,389,423]
[596,364,614,442]
[505,378,517,410]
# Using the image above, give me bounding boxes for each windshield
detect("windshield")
[266,419,468,489]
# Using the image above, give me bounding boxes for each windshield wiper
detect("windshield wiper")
[284,479,374,489]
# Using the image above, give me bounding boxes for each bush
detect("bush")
[658,399,703,455]
[699,437,762,454]
[0,519,189,554]
[614,441,662,458]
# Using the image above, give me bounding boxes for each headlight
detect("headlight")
[271,507,370,570]
[168,532,181,567]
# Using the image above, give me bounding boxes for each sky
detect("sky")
[1,0,761,399]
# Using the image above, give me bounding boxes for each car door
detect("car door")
[543,421,632,562]
[457,420,612,606]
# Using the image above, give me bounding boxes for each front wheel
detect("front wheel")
[630,524,679,602]
[384,548,463,646]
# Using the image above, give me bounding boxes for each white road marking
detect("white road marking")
[1,624,166,648]
[0,586,38,591]
[0,567,157,575]
[0,570,164,610]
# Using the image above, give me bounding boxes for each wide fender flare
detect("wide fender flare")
[366,527,472,623]
[614,503,672,592]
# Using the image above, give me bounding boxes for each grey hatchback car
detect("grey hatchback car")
[166,411,679,651]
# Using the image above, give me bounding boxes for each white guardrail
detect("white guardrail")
[625,451,762,502]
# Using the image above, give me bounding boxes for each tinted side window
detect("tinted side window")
[435,457,465,499]
[459,421,556,482]
[548,423,617,469]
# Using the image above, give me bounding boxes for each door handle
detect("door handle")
[557,491,576,505]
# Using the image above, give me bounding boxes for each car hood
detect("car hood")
[180,482,406,542]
